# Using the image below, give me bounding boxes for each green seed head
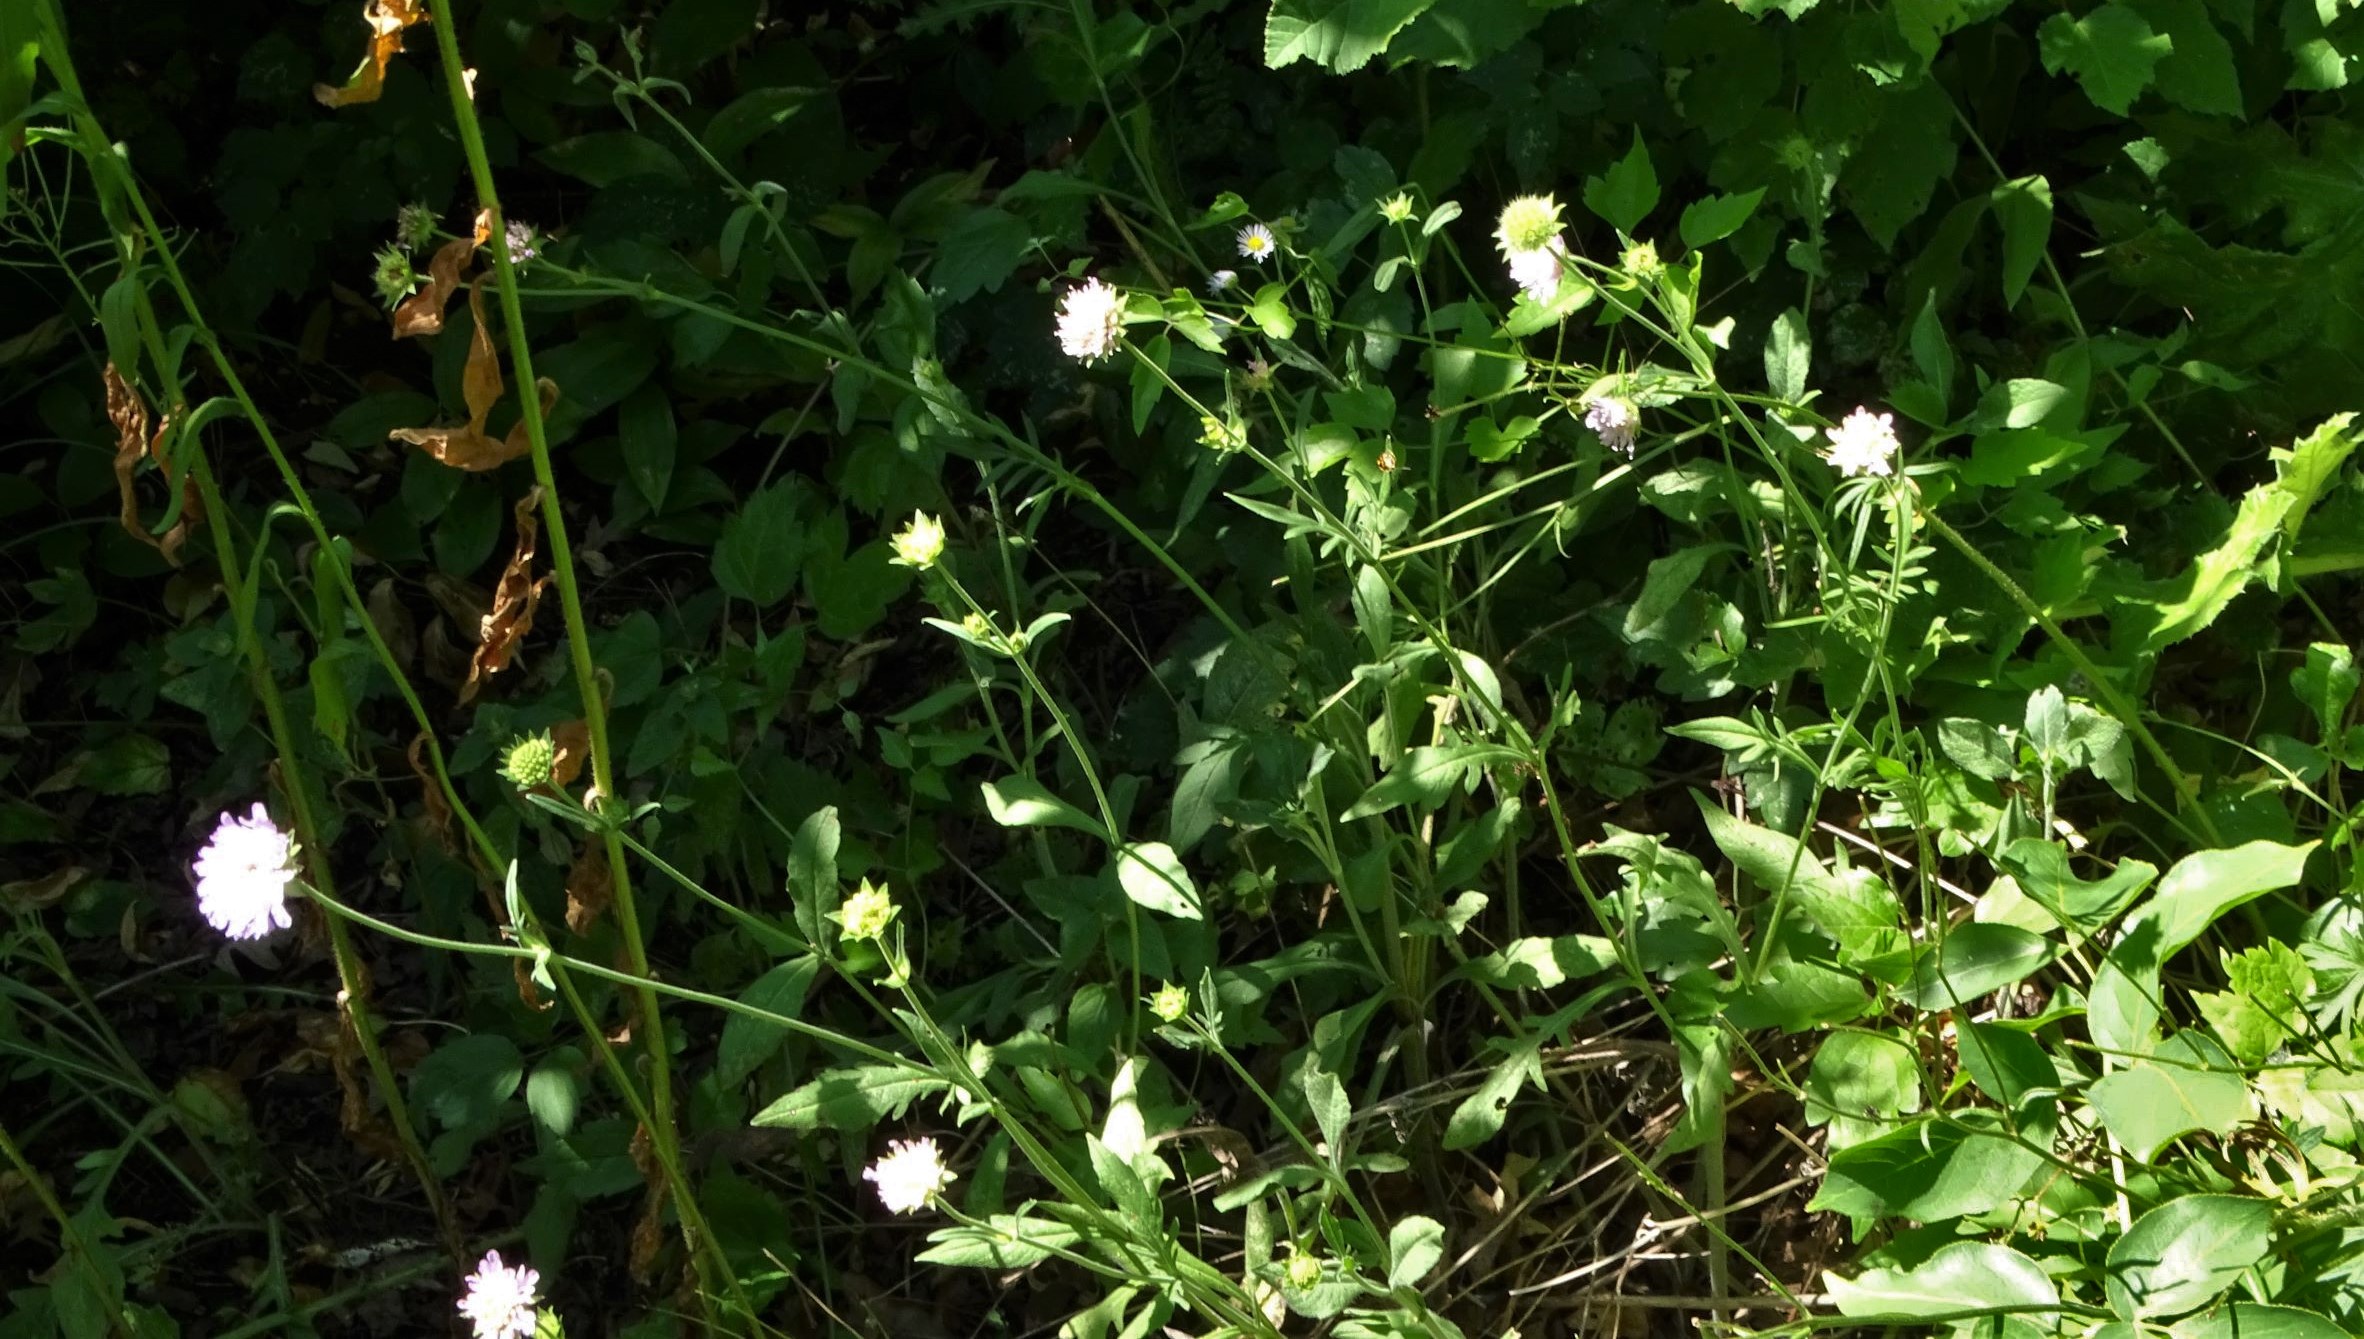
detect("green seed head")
[501,733,557,789]
[1150,982,1189,1023]
[372,245,418,310]
[1494,194,1564,257]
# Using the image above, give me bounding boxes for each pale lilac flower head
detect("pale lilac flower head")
[502,220,539,266]
[1825,406,1901,478]
[1236,223,1277,262]
[1507,246,1564,302]
[192,804,297,940]
[1586,397,1637,455]
[1055,277,1126,364]
[456,1250,540,1339]
[864,1136,955,1214]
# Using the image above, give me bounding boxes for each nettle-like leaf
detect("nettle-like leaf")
[1263,0,1440,72]
[2037,3,2173,115]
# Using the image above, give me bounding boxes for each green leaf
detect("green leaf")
[1677,188,1765,249]
[1387,1215,1447,1289]
[2140,839,2315,959]
[716,957,820,1089]
[1899,923,2057,1010]
[1958,1022,2056,1110]
[713,480,808,607]
[1623,544,1735,642]
[617,383,676,513]
[1465,935,1616,990]
[788,806,840,947]
[525,1059,581,1138]
[2290,642,2359,740]
[1695,795,1905,963]
[1303,1067,1349,1149]
[1810,1110,2046,1221]
[533,132,690,187]
[2085,1031,2252,1161]
[932,206,1033,303]
[1264,0,1441,71]
[2170,1304,2351,1339]
[1764,307,1810,403]
[1113,841,1203,920]
[78,733,170,796]
[1990,175,2054,309]
[2128,0,2243,115]
[1130,333,1171,435]
[2107,1194,2273,1319]
[1247,282,1297,339]
[1802,1031,1922,1149]
[1466,414,1539,462]
[2272,413,2362,543]
[1582,131,1659,235]
[411,1034,524,1131]
[701,85,817,164]
[751,1064,952,1131]
[1342,744,1517,821]
[918,1215,1083,1268]
[2037,3,2173,115]
[1828,1242,2059,1325]
[982,776,1108,838]
[1841,80,1958,249]
[1444,1035,1542,1149]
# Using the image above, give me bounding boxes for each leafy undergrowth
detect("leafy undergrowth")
[6,0,2364,1336]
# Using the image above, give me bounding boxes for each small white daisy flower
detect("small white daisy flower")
[1236,223,1277,262]
[192,804,297,941]
[456,1250,540,1339]
[1824,406,1901,478]
[1507,246,1564,302]
[1585,397,1638,455]
[1206,269,1236,295]
[864,1136,956,1214]
[1055,277,1126,364]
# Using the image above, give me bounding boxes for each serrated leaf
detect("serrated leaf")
[1582,131,1659,235]
[1264,0,1441,70]
[1342,744,1516,821]
[750,1064,952,1131]
[1678,188,1764,249]
[2038,3,2173,115]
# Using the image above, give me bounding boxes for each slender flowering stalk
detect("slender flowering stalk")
[192,804,298,940]
[864,1136,955,1213]
[1055,277,1126,363]
[456,1250,540,1339]
[1825,406,1902,478]
[1236,222,1276,262]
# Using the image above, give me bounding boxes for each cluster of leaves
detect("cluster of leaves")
[6,0,2364,1335]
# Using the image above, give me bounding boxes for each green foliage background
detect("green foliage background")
[5,0,2364,1334]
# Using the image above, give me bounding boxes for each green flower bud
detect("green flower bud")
[501,733,557,789]
[1150,982,1189,1023]
[372,245,418,310]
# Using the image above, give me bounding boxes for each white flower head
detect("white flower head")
[1507,246,1564,302]
[1379,191,1416,224]
[192,804,297,941]
[1206,269,1237,296]
[832,879,898,942]
[1586,397,1638,455]
[456,1250,540,1339]
[890,511,945,570]
[1055,277,1126,364]
[1825,406,1901,478]
[1495,194,1565,258]
[1236,223,1277,262]
[864,1136,955,1214]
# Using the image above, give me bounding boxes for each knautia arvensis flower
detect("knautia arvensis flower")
[1825,407,1901,478]
[1055,277,1125,364]
[192,804,297,941]
[864,1136,955,1214]
[456,1250,539,1339]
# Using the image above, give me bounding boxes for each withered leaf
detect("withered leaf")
[313,0,431,108]
[107,365,205,567]
[565,836,612,935]
[550,718,591,788]
[407,732,455,853]
[459,485,551,703]
[389,280,556,472]
[392,210,493,338]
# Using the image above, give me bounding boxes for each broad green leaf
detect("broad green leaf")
[2085,1031,2252,1161]
[1764,307,1810,403]
[1303,1067,1349,1149]
[2170,1304,2350,1339]
[1264,0,1441,71]
[1444,1034,1542,1149]
[2107,1194,2272,1318]
[1113,841,1203,920]
[1623,544,1735,642]
[1582,131,1658,235]
[1130,333,1171,435]
[2290,642,2359,740]
[525,1059,581,1138]
[716,957,820,1088]
[1990,175,2054,308]
[2271,413,2361,543]
[1811,1109,2045,1221]
[617,383,676,513]
[1677,188,1764,249]
[2129,0,2243,115]
[1802,1030,1922,1149]
[1958,1022,2055,1110]
[1387,1215,1447,1288]
[788,806,840,947]
[1342,744,1517,821]
[411,1034,524,1130]
[2139,839,2315,959]
[713,479,809,607]
[918,1215,1082,1268]
[2038,3,2173,115]
[1994,839,2157,934]
[700,85,817,163]
[982,776,1108,837]
[1247,282,1297,339]
[1695,795,1905,962]
[1827,1242,2058,1325]
[533,131,689,187]
[751,1064,951,1131]
[1899,923,2057,1010]
[1841,79,1957,249]
[933,206,1032,303]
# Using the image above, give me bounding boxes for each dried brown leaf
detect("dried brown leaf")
[459,485,550,703]
[407,732,454,853]
[565,837,612,935]
[105,369,206,568]
[628,1123,669,1282]
[549,718,591,788]
[313,0,430,108]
